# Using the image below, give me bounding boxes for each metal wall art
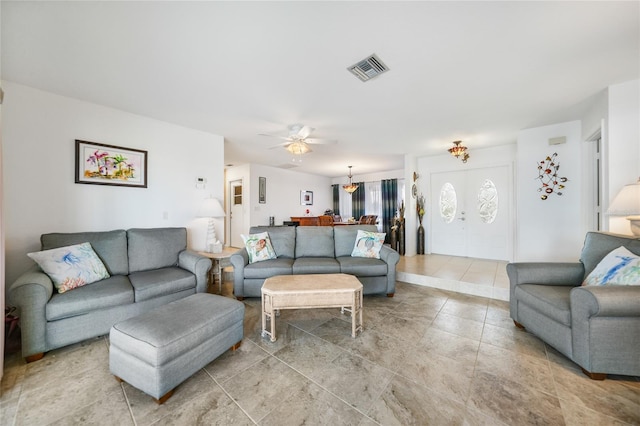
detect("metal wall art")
[536,152,568,200]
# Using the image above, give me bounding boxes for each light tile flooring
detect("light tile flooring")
[2,256,639,425]
[397,254,510,301]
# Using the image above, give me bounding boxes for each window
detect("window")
[439,182,457,223]
[478,179,498,224]
[365,181,382,231]
[338,179,404,228]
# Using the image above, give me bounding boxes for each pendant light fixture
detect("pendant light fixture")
[343,166,359,193]
[448,140,470,163]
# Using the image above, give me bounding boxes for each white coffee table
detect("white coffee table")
[261,273,363,342]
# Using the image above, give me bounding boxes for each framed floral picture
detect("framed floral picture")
[75,140,148,188]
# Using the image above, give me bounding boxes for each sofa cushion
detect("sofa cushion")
[129,267,196,302]
[128,228,187,273]
[41,229,128,276]
[241,232,277,263]
[337,256,388,276]
[249,226,296,258]
[351,230,386,259]
[46,275,134,321]
[292,258,340,274]
[28,242,110,293]
[583,246,640,286]
[515,284,572,327]
[244,258,294,279]
[334,225,380,257]
[295,226,335,258]
[580,232,640,278]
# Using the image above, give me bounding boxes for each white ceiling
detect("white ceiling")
[2,1,638,178]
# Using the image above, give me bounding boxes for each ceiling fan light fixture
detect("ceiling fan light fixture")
[286,141,312,156]
[342,166,359,193]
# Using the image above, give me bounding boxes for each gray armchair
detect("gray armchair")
[507,232,640,380]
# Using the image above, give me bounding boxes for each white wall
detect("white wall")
[2,82,225,286]
[606,79,640,235]
[516,120,583,261]
[224,163,332,244]
[330,169,404,186]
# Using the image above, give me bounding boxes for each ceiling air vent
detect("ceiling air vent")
[347,54,389,82]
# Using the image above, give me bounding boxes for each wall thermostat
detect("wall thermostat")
[196,177,207,189]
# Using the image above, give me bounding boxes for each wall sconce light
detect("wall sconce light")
[606,178,640,236]
[448,140,469,163]
[342,166,359,193]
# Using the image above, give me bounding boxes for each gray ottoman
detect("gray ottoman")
[109,293,244,403]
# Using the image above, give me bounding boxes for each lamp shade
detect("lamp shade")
[606,179,640,216]
[198,196,226,218]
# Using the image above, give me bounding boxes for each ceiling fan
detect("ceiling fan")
[259,124,337,157]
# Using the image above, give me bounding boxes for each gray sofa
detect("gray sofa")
[9,227,212,362]
[230,225,400,299]
[507,231,640,379]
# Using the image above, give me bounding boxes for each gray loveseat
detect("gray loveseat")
[9,227,212,362]
[230,225,400,299]
[507,231,640,379]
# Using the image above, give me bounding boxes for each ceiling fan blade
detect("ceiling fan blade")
[297,125,314,140]
[305,138,338,145]
[268,141,293,149]
[258,133,292,141]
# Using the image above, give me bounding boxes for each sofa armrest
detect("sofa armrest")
[230,249,249,297]
[570,285,640,375]
[8,269,55,358]
[178,250,212,293]
[571,285,640,318]
[379,246,400,295]
[507,262,584,321]
[506,262,585,286]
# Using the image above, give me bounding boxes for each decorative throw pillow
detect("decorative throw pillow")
[582,246,640,286]
[351,230,386,259]
[241,232,277,264]
[27,242,110,293]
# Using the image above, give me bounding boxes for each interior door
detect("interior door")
[229,179,244,248]
[430,165,511,260]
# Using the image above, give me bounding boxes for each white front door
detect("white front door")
[229,179,244,248]
[430,165,511,261]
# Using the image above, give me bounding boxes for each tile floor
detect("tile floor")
[397,254,511,301]
[2,255,639,425]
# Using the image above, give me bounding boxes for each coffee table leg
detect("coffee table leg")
[270,304,277,342]
[261,294,267,338]
[351,288,363,337]
[261,294,278,342]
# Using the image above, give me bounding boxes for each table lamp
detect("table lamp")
[606,178,640,236]
[198,196,226,252]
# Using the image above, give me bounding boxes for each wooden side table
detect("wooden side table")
[198,247,237,294]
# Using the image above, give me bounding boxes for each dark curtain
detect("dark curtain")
[381,179,398,242]
[331,184,340,215]
[351,182,366,220]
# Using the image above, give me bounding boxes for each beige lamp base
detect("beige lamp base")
[627,216,640,237]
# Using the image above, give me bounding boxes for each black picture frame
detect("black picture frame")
[75,140,147,188]
[259,176,266,203]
